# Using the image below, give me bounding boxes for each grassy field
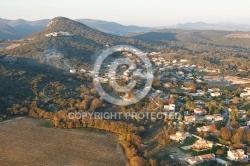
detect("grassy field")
[0,117,124,166]
[205,81,230,87]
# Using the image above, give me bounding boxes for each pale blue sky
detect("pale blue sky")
[1,0,250,26]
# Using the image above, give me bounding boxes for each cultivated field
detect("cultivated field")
[5,43,21,50]
[225,33,250,39]
[0,117,124,166]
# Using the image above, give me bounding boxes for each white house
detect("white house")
[45,31,73,37]
[192,139,213,150]
[205,114,223,121]
[211,92,221,97]
[227,149,248,161]
[214,114,224,121]
[70,69,76,73]
[187,154,215,165]
[172,59,177,63]
[195,153,215,162]
[197,90,205,96]
[170,131,188,141]
[184,115,196,123]
[194,100,206,105]
[164,104,175,111]
[163,83,171,88]
[208,88,214,93]
[99,78,109,83]
[240,91,250,98]
[194,107,207,115]
[180,59,188,63]
[197,125,211,132]
[80,69,86,73]
[244,87,250,91]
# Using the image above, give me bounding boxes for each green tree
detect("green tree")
[185,100,195,111]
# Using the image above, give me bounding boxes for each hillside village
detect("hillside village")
[1,0,250,164]
[54,47,250,165]
[1,45,250,165]
[1,16,250,166]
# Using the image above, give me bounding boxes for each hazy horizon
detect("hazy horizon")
[2,16,250,28]
[1,0,250,27]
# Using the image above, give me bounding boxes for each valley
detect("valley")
[0,16,250,166]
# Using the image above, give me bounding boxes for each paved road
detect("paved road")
[165,142,191,161]
[223,106,230,127]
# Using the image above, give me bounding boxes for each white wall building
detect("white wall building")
[227,149,248,161]
[170,131,188,141]
[164,104,175,111]
[211,92,221,97]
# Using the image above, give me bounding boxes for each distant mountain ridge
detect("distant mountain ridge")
[0,18,50,39]
[165,22,250,31]
[1,17,250,40]
[0,18,50,27]
[0,18,152,39]
[76,19,153,35]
